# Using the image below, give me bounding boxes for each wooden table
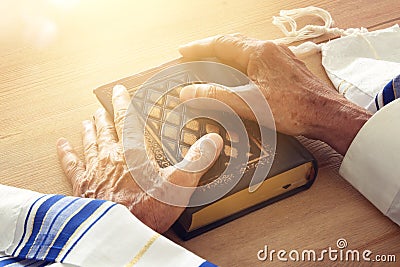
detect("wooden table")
[1,0,399,266]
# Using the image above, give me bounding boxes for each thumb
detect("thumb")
[167,133,223,187]
[180,83,256,121]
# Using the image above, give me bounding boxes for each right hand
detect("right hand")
[178,34,372,155]
[178,34,342,137]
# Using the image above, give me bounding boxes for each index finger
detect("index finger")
[178,34,261,71]
[56,138,86,195]
[112,84,131,142]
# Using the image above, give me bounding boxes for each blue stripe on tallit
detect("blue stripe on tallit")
[0,257,25,266]
[31,198,81,259]
[60,203,117,262]
[374,75,400,111]
[199,261,218,267]
[375,93,380,110]
[44,199,106,261]
[18,195,65,258]
[24,260,41,267]
[35,261,52,267]
[34,198,90,260]
[393,75,400,99]
[18,260,40,267]
[12,195,48,256]
[382,81,395,106]
[5,259,43,267]
[381,74,400,107]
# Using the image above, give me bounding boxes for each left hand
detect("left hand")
[56,85,223,233]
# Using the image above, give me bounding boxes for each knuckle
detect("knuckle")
[94,108,106,119]
[261,40,279,51]
[214,34,238,46]
[98,124,116,139]
[84,142,97,153]
[230,32,245,38]
[111,92,120,102]
[114,109,127,127]
[214,34,225,43]
[83,125,94,135]
[75,179,89,196]
[206,85,218,98]
[65,158,80,174]
[98,151,111,164]
[98,150,122,166]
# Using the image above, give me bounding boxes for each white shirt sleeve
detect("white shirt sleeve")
[339,99,400,225]
[0,184,215,267]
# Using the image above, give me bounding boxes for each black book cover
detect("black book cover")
[93,58,318,240]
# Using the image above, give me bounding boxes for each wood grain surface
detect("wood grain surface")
[1,0,400,266]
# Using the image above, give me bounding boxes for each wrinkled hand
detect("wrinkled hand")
[179,34,341,138]
[57,85,223,233]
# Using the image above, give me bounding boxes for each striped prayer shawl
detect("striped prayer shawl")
[0,186,217,267]
[374,74,400,111]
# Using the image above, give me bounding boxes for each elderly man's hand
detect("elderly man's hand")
[57,85,223,233]
[179,34,372,155]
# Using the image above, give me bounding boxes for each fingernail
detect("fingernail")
[205,133,223,151]
[178,42,193,51]
[180,85,197,101]
[57,138,69,148]
[113,84,126,96]
[178,44,188,50]
[178,43,195,57]
[199,133,223,154]
[94,108,105,119]
[82,120,92,129]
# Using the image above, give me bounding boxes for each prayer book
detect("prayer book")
[94,58,317,240]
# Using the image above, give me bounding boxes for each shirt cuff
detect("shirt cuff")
[339,99,400,223]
